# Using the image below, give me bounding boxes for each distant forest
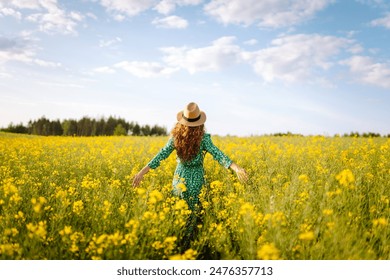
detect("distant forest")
[1,117,388,138]
[0,116,168,136]
[267,131,389,138]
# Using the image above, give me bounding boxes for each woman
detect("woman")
[133,102,248,249]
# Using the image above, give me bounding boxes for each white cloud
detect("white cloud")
[33,58,61,67]
[341,55,390,88]
[243,39,258,46]
[371,13,390,29]
[98,0,202,19]
[0,36,18,50]
[97,34,387,91]
[27,13,79,35]
[114,61,179,78]
[161,36,242,73]
[113,14,126,21]
[93,66,116,74]
[0,7,22,19]
[152,15,188,29]
[204,0,334,28]
[245,34,357,83]
[99,0,157,17]
[154,0,203,15]
[26,6,84,35]
[110,34,362,84]
[0,71,13,79]
[69,11,84,22]
[86,12,98,20]
[154,0,175,14]
[0,35,60,67]
[99,37,122,48]
[0,0,41,10]
[100,36,241,77]
[1,0,84,35]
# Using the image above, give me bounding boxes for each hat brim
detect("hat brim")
[176,110,206,127]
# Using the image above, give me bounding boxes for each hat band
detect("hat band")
[182,113,201,123]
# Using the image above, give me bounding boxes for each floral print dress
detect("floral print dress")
[147,133,232,211]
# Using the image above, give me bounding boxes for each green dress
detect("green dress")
[147,133,232,211]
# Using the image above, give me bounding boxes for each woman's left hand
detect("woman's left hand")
[132,165,151,187]
[132,172,144,187]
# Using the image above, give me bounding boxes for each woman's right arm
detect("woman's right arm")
[203,134,248,182]
[203,134,232,168]
[229,162,249,183]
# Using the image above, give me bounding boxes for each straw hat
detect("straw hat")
[176,102,206,127]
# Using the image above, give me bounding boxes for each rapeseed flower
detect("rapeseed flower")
[373,218,388,227]
[323,209,334,216]
[169,249,197,260]
[257,243,280,260]
[72,200,84,215]
[299,231,315,241]
[118,203,127,214]
[4,228,19,237]
[1,133,389,260]
[298,174,309,183]
[336,169,355,188]
[59,226,73,236]
[136,187,146,196]
[26,221,47,241]
[148,190,163,205]
[2,178,18,197]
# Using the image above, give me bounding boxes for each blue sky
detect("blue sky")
[1,0,389,136]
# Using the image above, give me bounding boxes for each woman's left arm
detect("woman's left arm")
[132,165,150,187]
[147,137,175,169]
[132,137,174,187]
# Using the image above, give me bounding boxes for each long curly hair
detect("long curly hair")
[171,123,205,162]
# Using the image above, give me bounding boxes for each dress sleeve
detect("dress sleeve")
[147,137,175,169]
[203,134,232,169]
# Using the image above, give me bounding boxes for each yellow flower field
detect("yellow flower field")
[0,132,389,260]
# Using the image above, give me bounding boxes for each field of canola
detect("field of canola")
[0,132,389,260]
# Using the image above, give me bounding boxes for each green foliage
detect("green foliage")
[114,124,127,136]
[0,116,167,137]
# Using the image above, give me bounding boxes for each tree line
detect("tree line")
[267,131,390,137]
[1,116,168,136]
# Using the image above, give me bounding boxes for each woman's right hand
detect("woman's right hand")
[230,162,249,183]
